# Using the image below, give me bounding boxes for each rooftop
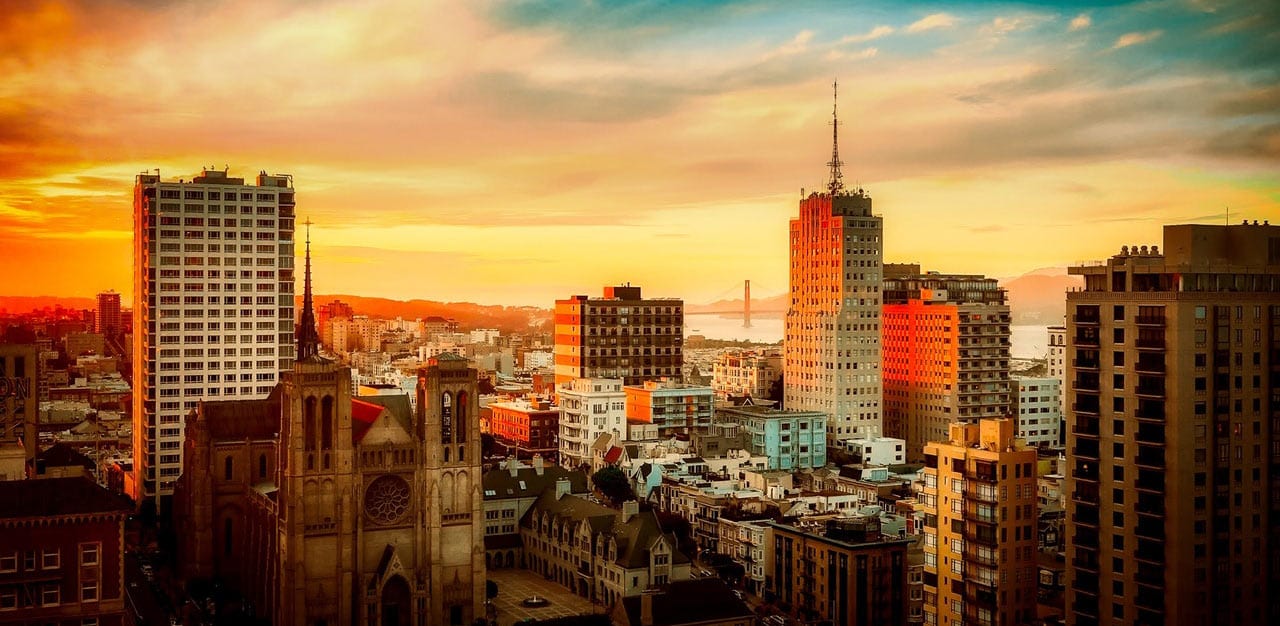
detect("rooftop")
[0,477,132,520]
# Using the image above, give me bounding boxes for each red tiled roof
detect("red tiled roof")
[351,398,384,442]
[603,446,623,464]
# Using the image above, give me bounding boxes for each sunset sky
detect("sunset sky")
[1,0,1277,306]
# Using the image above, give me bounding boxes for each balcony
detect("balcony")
[1072,357,1100,370]
[964,504,998,524]
[1134,539,1165,565]
[1073,313,1100,325]
[1072,484,1100,505]
[1074,332,1100,347]
[1136,336,1165,350]
[1072,440,1100,460]
[1071,508,1099,527]
[1135,446,1165,469]
[1135,468,1165,493]
[1134,359,1166,374]
[1135,315,1166,326]
[1071,556,1099,574]
[1135,383,1165,398]
[964,523,999,547]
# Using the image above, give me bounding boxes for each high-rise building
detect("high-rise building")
[1047,326,1067,446]
[785,85,883,443]
[1065,224,1280,626]
[96,290,122,337]
[922,419,1038,626]
[553,285,683,386]
[1011,375,1061,447]
[882,270,1011,461]
[132,168,296,508]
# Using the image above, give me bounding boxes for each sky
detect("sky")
[1,0,1277,307]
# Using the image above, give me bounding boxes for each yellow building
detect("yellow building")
[922,419,1037,626]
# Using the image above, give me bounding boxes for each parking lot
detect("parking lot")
[487,568,602,625]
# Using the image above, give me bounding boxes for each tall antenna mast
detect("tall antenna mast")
[827,80,844,196]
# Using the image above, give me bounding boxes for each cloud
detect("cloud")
[907,13,957,34]
[1113,30,1163,49]
[1069,14,1091,31]
[842,25,893,44]
[826,47,878,61]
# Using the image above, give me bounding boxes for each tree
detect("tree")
[481,433,499,457]
[767,374,784,406]
[591,467,634,505]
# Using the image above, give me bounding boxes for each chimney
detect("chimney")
[640,589,656,626]
[555,477,571,500]
[622,499,639,519]
[507,457,519,477]
[533,454,544,476]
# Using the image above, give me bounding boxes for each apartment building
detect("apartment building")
[716,405,827,471]
[487,397,560,462]
[1064,224,1280,626]
[1047,326,1067,446]
[558,377,626,470]
[767,517,911,626]
[882,270,1011,461]
[1011,376,1061,447]
[921,419,1037,626]
[553,285,683,386]
[132,168,296,507]
[711,349,782,400]
[96,291,122,338]
[624,379,714,438]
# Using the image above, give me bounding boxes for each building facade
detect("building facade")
[0,344,37,480]
[882,271,1011,462]
[1064,224,1280,626]
[553,285,683,386]
[921,419,1037,626]
[0,478,131,626]
[1011,376,1061,447]
[767,518,910,626]
[95,291,122,338]
[716,405,827,471]
[487,397,560,462]
[624,380,714,438]
[557,378,626,470]
[132,169,296,507]
[1046,326,1067,446]
[711,350,782,400]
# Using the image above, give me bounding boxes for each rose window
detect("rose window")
[364,475,411,525]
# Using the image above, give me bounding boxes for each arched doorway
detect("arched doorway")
[380,575,411,626]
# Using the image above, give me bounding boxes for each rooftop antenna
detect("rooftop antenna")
[827,80,844,196]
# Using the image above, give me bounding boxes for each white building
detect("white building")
[844,436,906,466]
[470,328,500,345]
[1011,375,1061,447]
[523,350,554,369]
[557,378,626,469]
[132,168,296,506]
[711,349,782,400]
[1046,326,1066,445]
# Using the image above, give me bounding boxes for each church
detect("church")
[174,238,485,626]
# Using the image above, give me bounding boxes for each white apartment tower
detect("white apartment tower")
[132,168,296,508]
[784,83,883,441]
[557,377,626,470]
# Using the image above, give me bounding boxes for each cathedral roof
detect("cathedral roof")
[351,398,384,442]
[203,385,283,441]
[353,394,414,440]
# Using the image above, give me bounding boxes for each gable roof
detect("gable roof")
[35,443,94,470]
[611,510,689,569]
[618,579,754,626]
[203,385,283,441]
[355,394,414,437]
[351,398,385,442]
[603,446,624,464]
[483,465,589,500]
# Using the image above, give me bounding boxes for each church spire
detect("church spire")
[297,219,320,360]
[827,80,844,196]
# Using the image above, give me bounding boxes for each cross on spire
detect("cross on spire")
[827,80,844,196]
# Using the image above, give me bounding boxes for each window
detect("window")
[0,553,14,573]
[80,544,99,566]
[81,581,98,602]
[42,549,59,569]
[41,584,59,606]
[0,588,14,610]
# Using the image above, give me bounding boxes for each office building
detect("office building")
[624,379,714,437]
[1011,376,1061,447]
[554,285,683,386]
[1065,224,1280,626]
[132,168,296,507]
[0,478,131,626]
[767,517,911,626]
[716,405,827,470]
[557,377,626,470]
[922,419,1037,626]
[882,270,1011,461]
[96,291,122,338]
[784,88,883,442]
[712,349,782,400]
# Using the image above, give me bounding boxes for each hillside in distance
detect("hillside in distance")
[302,294,549,333]
[1001,269,1081,325]
[0,296,97,314]
[686,292,787,314]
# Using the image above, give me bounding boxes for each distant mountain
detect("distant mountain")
[0,296,96,314]
[687,293,787,314]
[303,295,549,333]
[1001,269,1081,325]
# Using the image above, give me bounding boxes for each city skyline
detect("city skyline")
[2,0,1278,307]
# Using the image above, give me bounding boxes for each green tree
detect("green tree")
[767,374,784,406]
[591,467,635,505]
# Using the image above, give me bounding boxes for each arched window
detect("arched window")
[440,392,453,442]
[224,518,233,556]
[258,454,267,479]
[224,456,233,481]
[455,391,468,444]
[304,396,318,451]
[321,395,334,451]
